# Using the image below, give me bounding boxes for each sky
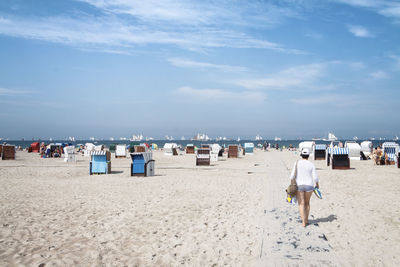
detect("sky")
[0,0,400,140]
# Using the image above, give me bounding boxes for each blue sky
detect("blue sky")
[0,0,399,139]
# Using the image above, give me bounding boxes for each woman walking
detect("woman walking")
[289,148,319,227]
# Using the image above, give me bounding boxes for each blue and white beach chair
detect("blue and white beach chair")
[328,148,350,169]
[90,151,111,174]
[382,142,399,165]
[130,152,155,176]
[314,144,326,160]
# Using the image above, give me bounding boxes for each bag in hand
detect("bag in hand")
[286,179,298,196]
[286,160,298,196]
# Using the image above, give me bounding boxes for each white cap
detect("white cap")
[301,148,310,156]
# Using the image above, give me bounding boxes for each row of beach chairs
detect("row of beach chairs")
[89,151,155,176]
[301,141,400,169]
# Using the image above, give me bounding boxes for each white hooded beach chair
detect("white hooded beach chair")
[360,141,373,158]
[84,143,95,157]
[163,143,177,156]
[345,141,361,160]
[210,144,222,161]
[64,146,76,162]
[115,144,127,158]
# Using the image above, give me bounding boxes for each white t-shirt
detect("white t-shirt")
[289,159,319,186]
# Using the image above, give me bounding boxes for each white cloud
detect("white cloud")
[370,71,388,79]
[347,25,374,37]
[176,86,266,102]
[167,58,249,72]
[333,0,400,20]
[0,87,38,96]
[0,1,306,54]
[289,94,362,106]
[232,63,326,90]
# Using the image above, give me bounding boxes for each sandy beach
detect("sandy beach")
[0,149,399,266]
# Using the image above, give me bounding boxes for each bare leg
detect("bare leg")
[303,191,313,225]
[296,191,306,227]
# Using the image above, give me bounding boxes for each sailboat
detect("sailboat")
[255,134,262,141]
[394,136,399,141]
[323,132,338,141]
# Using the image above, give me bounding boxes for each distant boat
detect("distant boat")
[181,136,186,141]
[165,135,175,141]
[237,137,241,142]
[274,137,281,141]
[353,136,358,141]
[192,133,209,141]
[109,137,114,141]
[89,137,95,141]
[312,137,322,141]
[255,134,262,141]
[394,136,399,141]
[130,134,143,141]
[323,132,338,141]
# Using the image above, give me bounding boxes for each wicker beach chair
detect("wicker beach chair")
[228,145,238,158]
[196,148,210,166]
[2,145,15,160]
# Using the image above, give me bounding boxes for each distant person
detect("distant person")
[289,148,320,227]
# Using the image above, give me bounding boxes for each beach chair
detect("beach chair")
[345,141,361,160]
[30,142,40,153]
[186,144,195,154]
[135,146,146,153]
[210,144,221,161]
[115,144,127,158]
[130,152,155,176]
[196,148,210,166]
[228,145,238,158]
[2,145,15,160]
[244,143,254,155]
[330,148,350,169]
[397,152,400,168]
[0,145,2,157]
[299,141,315,158]
[64,146,75,162]
[360,141,373,158]
[90,151,111,175]
[84,143,95,157]
[382,142,399,165]
[314,144,326,160]
[163,143,177,156]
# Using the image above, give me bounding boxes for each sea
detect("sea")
[2,139,389,149]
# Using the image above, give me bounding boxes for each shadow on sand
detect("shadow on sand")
[309,214,337,224]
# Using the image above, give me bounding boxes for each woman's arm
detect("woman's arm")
[289,162,297,180]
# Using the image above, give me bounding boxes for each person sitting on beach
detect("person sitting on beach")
[289,148,319,227]
[376,147,383,165]
[384,152,390,165]
[53,148,61,158]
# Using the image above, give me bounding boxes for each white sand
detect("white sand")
[0,149,399,266]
